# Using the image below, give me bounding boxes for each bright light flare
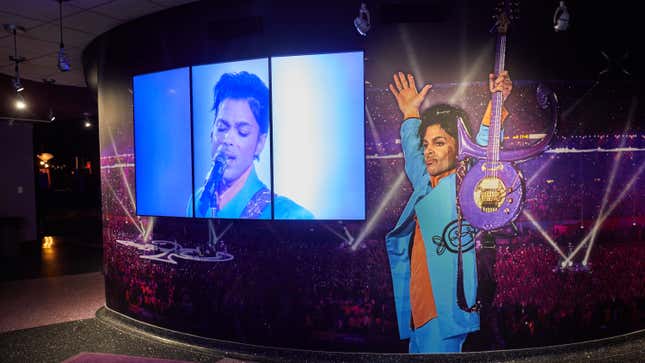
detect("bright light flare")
[42,236,54,249]
[15,99,26,109]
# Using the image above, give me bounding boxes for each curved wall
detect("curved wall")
[89,0,645,352]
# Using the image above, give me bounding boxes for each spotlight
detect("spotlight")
[58,47,70,72]
[82,112,93,128]
[56,0,71,72]
[4,24,27,92]
[354,2,371,36]
[553,1,570,32]
[15,94,27,110]
[13,77,24,92]
[48,108,56,122]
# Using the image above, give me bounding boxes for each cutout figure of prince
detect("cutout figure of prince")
[385,71,512,352]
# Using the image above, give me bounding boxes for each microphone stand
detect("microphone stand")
[198,152,227,217]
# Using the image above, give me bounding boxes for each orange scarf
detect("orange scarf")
[409,168,456,329]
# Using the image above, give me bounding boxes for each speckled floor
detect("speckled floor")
[0,319,235,363]
[1,314,644,363]
[0,272,105,333]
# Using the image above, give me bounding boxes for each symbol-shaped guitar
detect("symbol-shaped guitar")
[456,0,557,231]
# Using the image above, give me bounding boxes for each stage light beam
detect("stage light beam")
[142,217,156,242]
[449,45,491,105]
[354,171,407,250]
[105,180,144,235]
[523,210,568,259]
[527,158,554,186]
[107,129,145,233]
[562,160,645,265]
[583,101,635,264]
[365,104,384,153]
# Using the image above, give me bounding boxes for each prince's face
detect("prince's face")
[422,124,457,176]
[211,98,266,185]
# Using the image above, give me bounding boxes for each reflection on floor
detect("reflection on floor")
[0,235,105,333]
[0,235,229,362]
[1,236,103,282]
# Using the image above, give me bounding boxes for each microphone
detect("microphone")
[198,145,227,215]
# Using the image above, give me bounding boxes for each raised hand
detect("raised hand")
[489,70,513,102]
[389,72,432,120]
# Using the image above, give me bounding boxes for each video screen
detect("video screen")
[191,58,272,219]
[271,51,365,220]
[134,52,365,220]
[133,67,193,217]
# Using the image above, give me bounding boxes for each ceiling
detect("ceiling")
[0,0,197,88]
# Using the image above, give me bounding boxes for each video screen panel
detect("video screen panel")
[133,67,193,217]
[271,51,365,220]
[191,58,272,219]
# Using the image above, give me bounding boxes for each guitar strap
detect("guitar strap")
[241,187,271,218]
[455,159,482,313]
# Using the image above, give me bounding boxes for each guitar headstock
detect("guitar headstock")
[492,0,520,34]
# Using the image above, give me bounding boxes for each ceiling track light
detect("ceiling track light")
[554,1,570,32]
[57,0,71,72]
[13,78,24,93]
[3,24,27,93]
[354,2,371,36]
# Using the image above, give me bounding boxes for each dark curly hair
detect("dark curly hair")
[417,103,470,149]
[212,71,269,134]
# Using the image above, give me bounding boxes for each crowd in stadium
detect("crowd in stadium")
[100,80,643,351]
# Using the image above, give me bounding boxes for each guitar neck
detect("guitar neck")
[487,33,506,163]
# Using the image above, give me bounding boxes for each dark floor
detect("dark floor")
[1,314,644,363]
[0,235,105,333]
[0,319,227,363]
[0,236,102,282]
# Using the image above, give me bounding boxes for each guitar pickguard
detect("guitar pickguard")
[458,161,525,231]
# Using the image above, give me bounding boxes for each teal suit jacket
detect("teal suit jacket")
[189,167,313,219]
[385,118,491,340]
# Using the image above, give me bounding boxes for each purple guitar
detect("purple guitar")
[457,2,557,231]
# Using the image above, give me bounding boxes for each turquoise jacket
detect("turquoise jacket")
[189,167,313,219]
[385,118,491,340]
